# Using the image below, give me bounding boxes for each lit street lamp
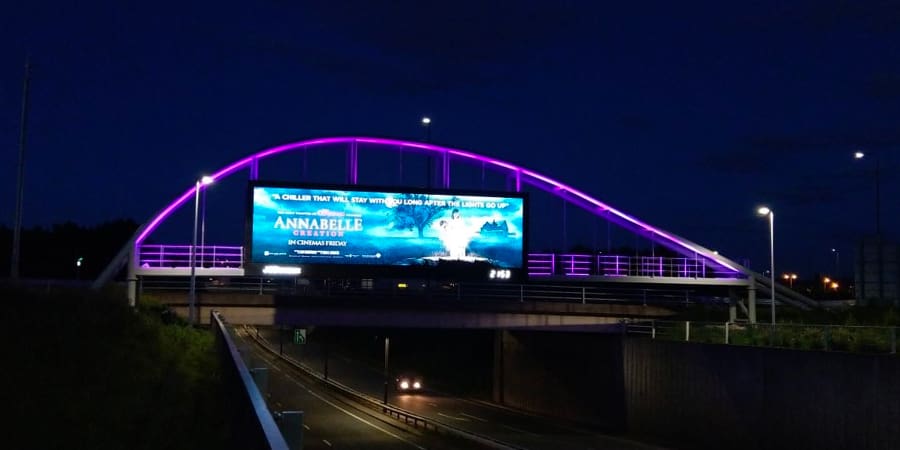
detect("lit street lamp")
[189,175,214,324]
[782,273,797,288]
[757,206,776,324]
[421,116,432,142]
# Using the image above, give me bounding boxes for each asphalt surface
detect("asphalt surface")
[234,327,483,450]
[247,327,668,450]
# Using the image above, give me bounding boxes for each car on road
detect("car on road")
[395,373,424,392]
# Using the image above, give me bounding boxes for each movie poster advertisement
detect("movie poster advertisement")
[249,185,525,269]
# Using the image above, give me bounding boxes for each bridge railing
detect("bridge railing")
[140,277,722,306]
[138,244,243,268]
[210,311,290,450]
[137,244,741,280]
[528,253,741,279]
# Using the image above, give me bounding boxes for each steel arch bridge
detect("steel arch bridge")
[95,136,816,316]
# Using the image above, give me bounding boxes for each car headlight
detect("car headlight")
[400,380,410,390]
[413,381,421,389]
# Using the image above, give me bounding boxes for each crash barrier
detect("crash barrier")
[211,311,290,450]
[244,326,525,450]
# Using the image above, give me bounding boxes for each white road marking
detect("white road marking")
[501,424,538,436]
[437,412,469,421]
[428,403,438,407]
[323,439,332,447]
[303,424,310,431]
[459,413,488,422]
[244,338,427,449]
[288,380,425,449]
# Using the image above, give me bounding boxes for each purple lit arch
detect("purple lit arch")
[129,136,744,274]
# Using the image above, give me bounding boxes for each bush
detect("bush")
[2,287,228,450]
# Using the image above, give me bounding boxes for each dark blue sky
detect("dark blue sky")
[2,1,899,277]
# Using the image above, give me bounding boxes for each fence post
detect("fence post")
[725,321,730,344]
[520,285,524,303]
[685,321,691,342]
[651,320,656,339]
[582,287,586,304]
[823,325,832,351]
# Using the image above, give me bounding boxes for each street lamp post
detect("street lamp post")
[757,206,776,324]
[189,176,214,324]
[422,117,432,188]
[854,150,885,303]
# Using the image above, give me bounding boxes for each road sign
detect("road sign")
[293,329,307,345]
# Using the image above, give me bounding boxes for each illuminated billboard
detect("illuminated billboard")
[248,183,525,276]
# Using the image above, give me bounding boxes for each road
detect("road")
[234,327,484,450]
[247,327,666,450]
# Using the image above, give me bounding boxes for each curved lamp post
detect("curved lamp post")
[189,175,214,324]
[757,206,775,324]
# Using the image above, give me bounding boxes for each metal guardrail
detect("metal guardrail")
[625,320,900,354]
[137,244,743,279]
[211,312,290,450]
[141,277,718,307]
[243,325,525,450]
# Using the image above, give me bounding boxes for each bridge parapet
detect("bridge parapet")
[137,244,745,281]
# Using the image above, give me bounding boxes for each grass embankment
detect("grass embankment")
[3,287,228,450]
[659,304,900,353]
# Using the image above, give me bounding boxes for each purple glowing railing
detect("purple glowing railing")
[130,137,744,277]
[138,245,243,269]
[559,254,592,277]
[527,253,556,276]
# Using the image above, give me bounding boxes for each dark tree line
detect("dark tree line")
[0,219,138,280]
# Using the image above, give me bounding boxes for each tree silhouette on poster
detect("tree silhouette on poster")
[391,194,451,238]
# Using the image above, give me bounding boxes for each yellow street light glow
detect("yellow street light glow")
[831,282,839,289]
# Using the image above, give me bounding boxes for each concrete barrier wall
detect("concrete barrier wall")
[623,338,900,450]
[498,331,900,449]
[496,330,625,431]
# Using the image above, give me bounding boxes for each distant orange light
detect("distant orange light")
[831,282,839,290]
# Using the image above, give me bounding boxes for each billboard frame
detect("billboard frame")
[244,180,528,282]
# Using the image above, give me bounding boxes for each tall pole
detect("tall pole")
[11,58,31,280]
[422,117,432,188]
[768,211,775,324]
[189,180,200,324]
[200,188,207,267]
[383,336,390,405]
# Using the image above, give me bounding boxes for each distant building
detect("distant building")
[855,236,899,306]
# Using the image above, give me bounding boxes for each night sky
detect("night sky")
[2,1,899,278]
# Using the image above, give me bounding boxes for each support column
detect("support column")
[747,277,757,324]
[249,158,259,180]
[493,330,505,404]
[127,246,137,307]
[441,149,450,188]
[347,140,358,185]
[728,288,738,322]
